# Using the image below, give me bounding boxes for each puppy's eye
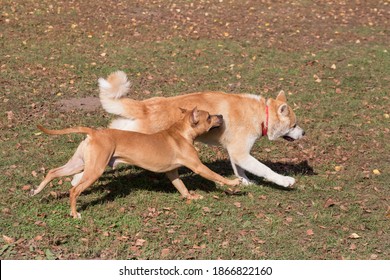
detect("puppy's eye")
[292,124,297,128]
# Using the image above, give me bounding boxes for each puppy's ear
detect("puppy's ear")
[276,90,287,102]
[278,103,289,117]
[190,107,199,125]
[179,107,187,114]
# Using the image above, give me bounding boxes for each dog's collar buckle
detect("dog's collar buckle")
[261,105,268,137]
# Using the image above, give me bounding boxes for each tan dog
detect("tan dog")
[99,71,305,188]
[31,108,241,218]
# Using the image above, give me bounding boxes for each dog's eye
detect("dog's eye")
[292,124,297,128]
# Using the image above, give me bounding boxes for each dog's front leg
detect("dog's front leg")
[186,161,241,187]
[166,169,202,200]
[234,155,295,188]
[230,162,252,186]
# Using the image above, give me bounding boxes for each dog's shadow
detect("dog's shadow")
[78,160,315,212]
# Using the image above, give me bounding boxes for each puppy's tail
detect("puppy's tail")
[37,125,95,136]
[98,71,145,119]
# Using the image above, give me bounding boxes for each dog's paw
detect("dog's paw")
[280,176,295,188]
[70,211,82,219]
[229,177,242,186]
[240,177,257,186]
[186,192,204,200]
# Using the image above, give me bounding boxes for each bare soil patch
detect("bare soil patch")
[56,97,101,112]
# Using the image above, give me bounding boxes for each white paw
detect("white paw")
[240,177,256,186]
[280,176,295,188]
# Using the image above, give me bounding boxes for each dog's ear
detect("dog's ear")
[276,90,287,102]
[190,107,200,125]
[278,103,289,117]
[179,107,187,114]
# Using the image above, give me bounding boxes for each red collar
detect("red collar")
[261,105,269,136]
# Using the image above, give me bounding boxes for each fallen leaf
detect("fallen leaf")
[349,243,357,250]
[161,248,170,256]
[3,235,15,244]
[334,165,343,172]
[6,111,14,121]
[372,169,381,175]
[313,74,322,83]
[370,254,378,260]
[34,235,44,241]
[233,202,241,208]
[34,221,47,227]
[331,64,337,69]
[202,207,211,213]
[135,239,146,247]
[348,233,361,239]
[324,198,335,208]
[306,229,314,236]
[22,185,31,191]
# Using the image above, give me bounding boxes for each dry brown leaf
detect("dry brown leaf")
[324,198,336,208]
[161,248,170,256]
[348,233,361,239]
[306,229,314,236]
[22,185,31,191]
[135,239,146,247]
[34,221,47,227]
[3,235,15,244]
[233,202,241,208]
[34,235,44,241]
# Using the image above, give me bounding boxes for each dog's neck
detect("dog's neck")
[168,115,198,143]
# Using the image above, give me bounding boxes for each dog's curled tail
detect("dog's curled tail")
[37,125,94,136]
[98,71,145,119]
[99,70,130,99]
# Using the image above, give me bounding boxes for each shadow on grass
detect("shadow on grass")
[78,159,315,212]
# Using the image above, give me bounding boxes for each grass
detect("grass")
[1,0,389,260]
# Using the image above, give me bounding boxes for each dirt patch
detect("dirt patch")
[56,97,101,112]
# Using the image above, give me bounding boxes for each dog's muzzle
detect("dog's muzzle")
[210,115,224,130]
[283,126,305,142]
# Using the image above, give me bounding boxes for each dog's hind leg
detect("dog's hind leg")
[69,142,114,218]
[69,171,102,219]
[30,156,84,196]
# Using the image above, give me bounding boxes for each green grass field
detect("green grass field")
[1,0,389,259]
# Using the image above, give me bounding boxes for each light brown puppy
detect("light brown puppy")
[32,108,241,218]
[99,71,305,188]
